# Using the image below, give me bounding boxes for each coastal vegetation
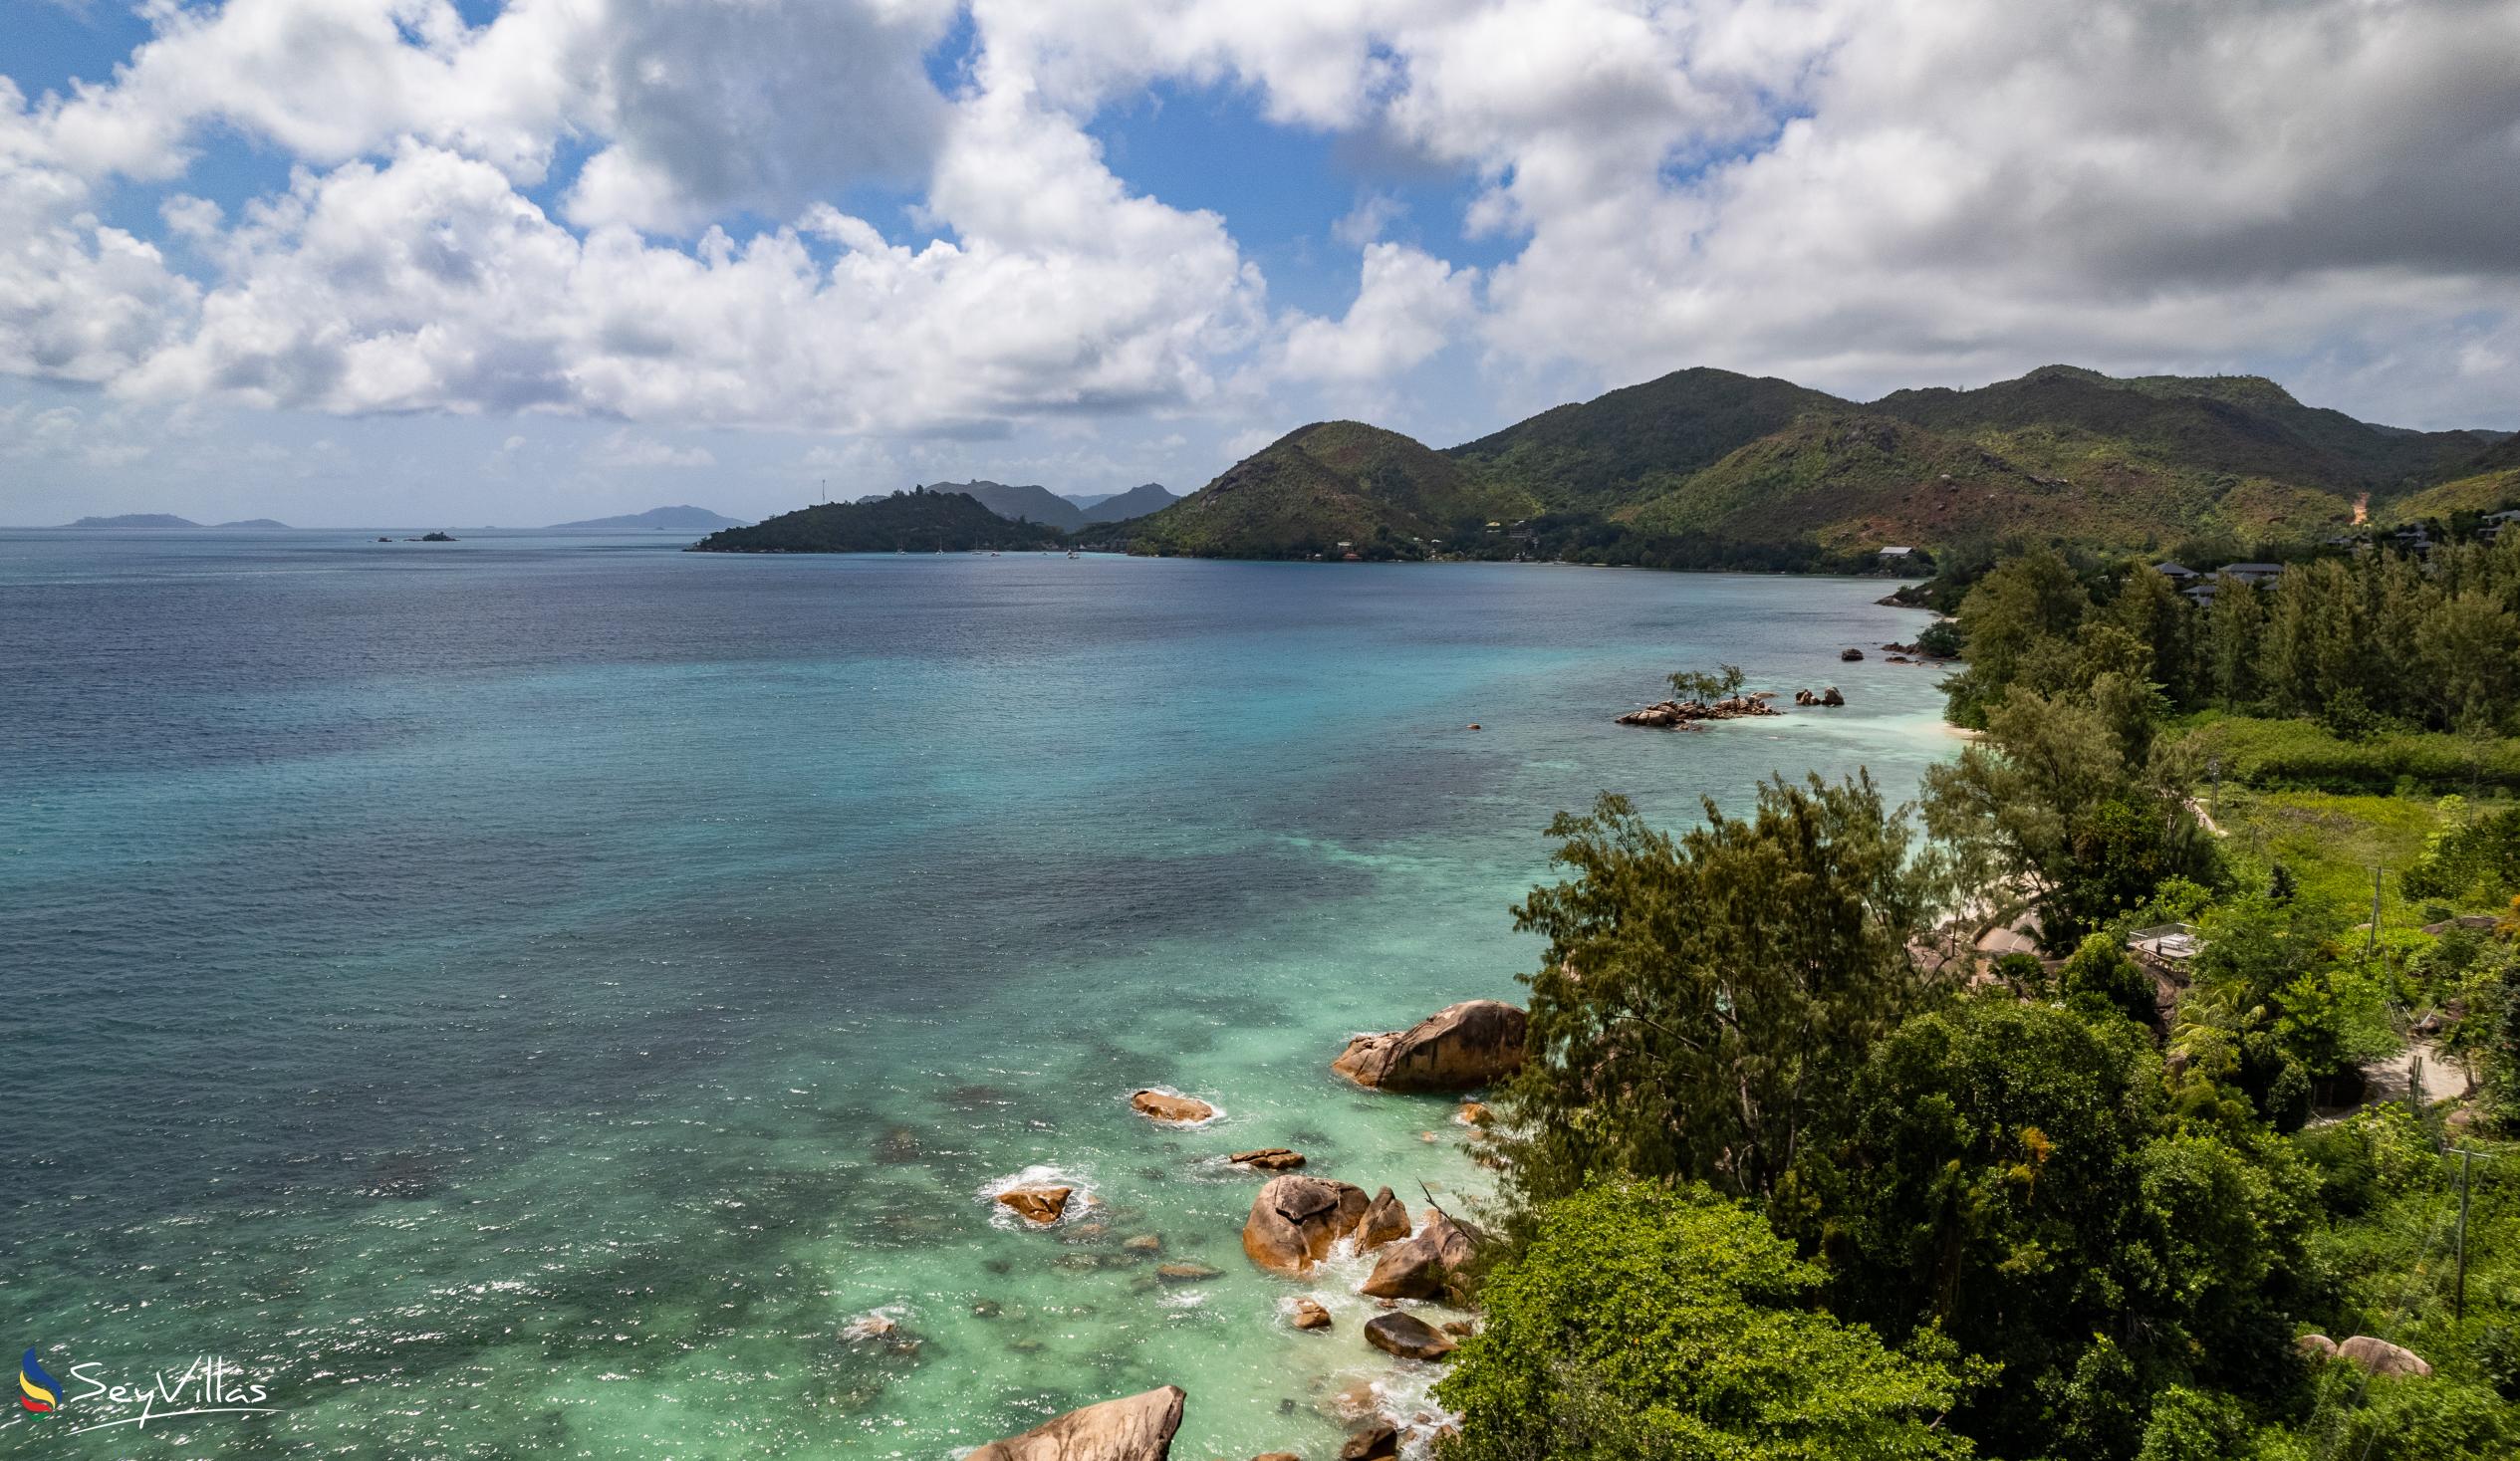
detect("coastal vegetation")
[1434,536,2520,1461]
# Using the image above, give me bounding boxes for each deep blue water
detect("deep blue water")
[1,532,1954,1456]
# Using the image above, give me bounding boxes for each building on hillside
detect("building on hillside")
[2220,562,2285,585]
[2150,561,2199,583]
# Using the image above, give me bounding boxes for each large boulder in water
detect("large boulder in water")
[1242,1175,1369,1275]
[1364,1311,1456,1361]
[1360,1210,1479,1300]
[1332,1001,1526,1093]
[997,1186,1074,1225]
[1358,1187,1411,1251]
[966,1385,1186,1460]
[1130,1090,1215,1123]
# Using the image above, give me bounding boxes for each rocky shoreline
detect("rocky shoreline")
[1617,686,1844,728]
[960,999,1528,1460]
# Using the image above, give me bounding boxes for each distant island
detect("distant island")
[689,488,1067,554]
[63,514,294,530]
[700,363,2518,571]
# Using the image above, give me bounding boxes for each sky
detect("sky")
[3,0,2518,527]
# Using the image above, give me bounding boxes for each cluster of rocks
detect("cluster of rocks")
[1793,686,1847,707]
[1614,692,1783,729]
[965,999,1525,1459]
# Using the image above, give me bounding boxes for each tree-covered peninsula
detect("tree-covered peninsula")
[688,488,1066,554]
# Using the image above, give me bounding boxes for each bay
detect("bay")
[0,532,1955,1456]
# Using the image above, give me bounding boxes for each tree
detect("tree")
[1784,999,2311,1461]
[1667,663,1746,703]
[1920,685,2218,949]
[1944,548,2092,725]
[2204,575,2265,712]
[1502,775,1937,1206]
[2058,932,2159,1030]
[1435,1181,1983,1461]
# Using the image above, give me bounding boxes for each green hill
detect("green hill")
[1446,366,1847,510]
[689,489,1064,554]
[1126,420,1536,559]
[1622,411,2058,545]
[2383,436,2520,523]
[1871,365,2484,498]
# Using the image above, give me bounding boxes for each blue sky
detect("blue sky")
[4,0,2517,526]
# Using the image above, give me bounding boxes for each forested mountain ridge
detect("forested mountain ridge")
[1444,365,1846,510]
[1126,365,2515,563]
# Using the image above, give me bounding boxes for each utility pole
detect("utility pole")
[2454,1148,2475,1321]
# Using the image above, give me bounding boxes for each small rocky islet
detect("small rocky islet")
[963,998,1526,1459]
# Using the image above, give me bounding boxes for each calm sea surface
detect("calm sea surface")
[1,532,1954,1457]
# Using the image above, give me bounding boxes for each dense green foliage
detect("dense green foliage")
[1785,999,2312,1461]
[1434,1181,1983,1461]
[1501,778,1935,1206]
[688,488,1065,553]
[2401,799,2520,904]
[1941,538,2520,738]
[2187,715,2520,794]
[1457,539,2520,1461]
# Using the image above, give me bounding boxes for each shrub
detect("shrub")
[1435,1181,1982,1461]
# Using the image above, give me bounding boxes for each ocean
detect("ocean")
[0,532,1956,1457]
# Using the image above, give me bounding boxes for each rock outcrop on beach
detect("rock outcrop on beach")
[966,1385,1186,1460]
[1242,1175,1371,1275]
[1361,1210,1478,1300]
[1289,1298,1333,1331]
[1364,1312,1456,1361]
[1792,686,1847,707]
[1333,1000,1527,1093]
[1615,693,1782,729]
[997,1186,1074,1224]
[1130,1090,1215,1123]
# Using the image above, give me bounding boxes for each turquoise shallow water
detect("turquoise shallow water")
[1,533,1955,1457]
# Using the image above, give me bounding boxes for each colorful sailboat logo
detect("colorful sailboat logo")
[19,1348,61,1413]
